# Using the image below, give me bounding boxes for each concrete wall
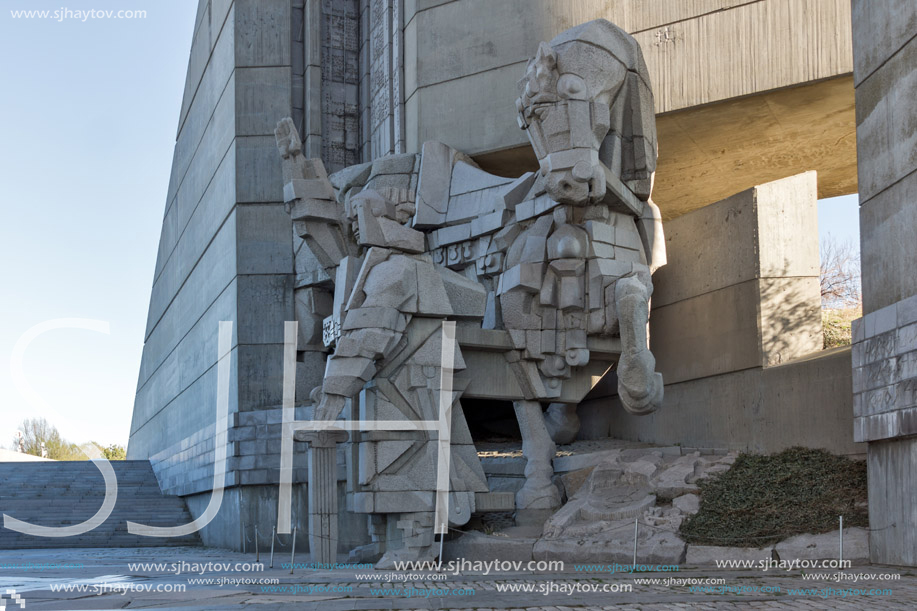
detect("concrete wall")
[130,0,293,461]
[128,0,304,548]
[404,0,856,216]
[651,172,822,382]
[584,348,863,455]
[850,0,917,567]
[589,173,862,455]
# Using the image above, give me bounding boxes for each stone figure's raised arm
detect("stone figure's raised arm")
[275,117,357,273]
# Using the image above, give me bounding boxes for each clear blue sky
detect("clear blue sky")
[0,1,861,450]
[0,0,197,448]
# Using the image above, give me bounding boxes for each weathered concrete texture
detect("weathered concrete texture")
[860,167,917,315]
[865,437,917,566]
[652,76,856,219]
[852,0,917,568]
[184,481,370,553]
[596,348,864,455]
[407,0,855,217]
[129,1,299,551]
[650,173,822,385]
[404,0,852,152]
[853,0,917,314]
[774,528,869,563]
[851,294,917,443]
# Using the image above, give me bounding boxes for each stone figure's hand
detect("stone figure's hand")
[314,392,347,422]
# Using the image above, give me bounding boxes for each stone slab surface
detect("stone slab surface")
[4,545,912,610]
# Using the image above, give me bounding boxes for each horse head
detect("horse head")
[516,20,657,205]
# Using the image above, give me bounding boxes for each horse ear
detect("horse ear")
[623,66,657,201]
[535,41,556,67]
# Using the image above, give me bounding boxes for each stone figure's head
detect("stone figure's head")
[345,189,424,253]
[517,42,611,205]
[516,20,658,205]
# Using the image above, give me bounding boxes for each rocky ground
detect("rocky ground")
[457,440,869,566]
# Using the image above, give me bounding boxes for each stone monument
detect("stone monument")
[277,19,666,565]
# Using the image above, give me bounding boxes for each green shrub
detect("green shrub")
[680,447,867,547]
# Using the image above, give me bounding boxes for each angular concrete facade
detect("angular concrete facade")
[850,0,917,567]
[127,0,303,547]
[404,0,857,217]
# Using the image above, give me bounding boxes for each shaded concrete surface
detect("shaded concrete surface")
[1,546,913,610]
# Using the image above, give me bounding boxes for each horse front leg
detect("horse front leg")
[614,275,664,414]
[513,399,561,524]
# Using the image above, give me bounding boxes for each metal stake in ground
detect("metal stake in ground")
[839,515,844,570]
[270,525,275,569]
[632,518,639,570]
[290,526,297,575]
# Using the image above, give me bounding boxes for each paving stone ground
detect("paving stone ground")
[0,547,913,610]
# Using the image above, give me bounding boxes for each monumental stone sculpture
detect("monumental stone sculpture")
[276,19,666,566]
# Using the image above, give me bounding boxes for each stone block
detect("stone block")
[484,476,524,494]
[650,280,762,384]
[855,34,917,204]
[774,528,869,563]
[470,209,510,237]
[148,149,237,341]
[897,323,917,355]
[686,545,769,566]
[653,172,818,309]
[235,136,284,202]
[449,160,512,196]
[852,0,917,85]
[672,493,700,515]
[860,170,917,312]
[899,294,917,327]
[373,491,434,513]
[553,449,621,473]
[560,467,595,499]
[433,222,472,247]
[872,303,899,337]
[235,67,292,136]
[443,533,534,564]
[437,266,487,318]
[235,204,294,274]
[605,347,863,455]
[236,274,293,344]
[233,0,291,68]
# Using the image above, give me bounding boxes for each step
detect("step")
[0,460,202,549]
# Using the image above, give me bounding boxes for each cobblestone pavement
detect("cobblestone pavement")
[0,547,913,609]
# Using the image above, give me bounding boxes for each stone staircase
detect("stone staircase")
[0,460,201,549]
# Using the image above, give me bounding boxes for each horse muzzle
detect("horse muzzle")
[543,158,606,205]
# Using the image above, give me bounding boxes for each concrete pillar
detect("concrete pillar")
[299,430,348,564]
[851,0,917,567]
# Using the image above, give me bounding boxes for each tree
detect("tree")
[14,418,83,461]
[820,235,862,309]
[98,444,126,460]
[820,235,862,349]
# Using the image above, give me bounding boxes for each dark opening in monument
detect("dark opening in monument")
[462,399,521,443]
